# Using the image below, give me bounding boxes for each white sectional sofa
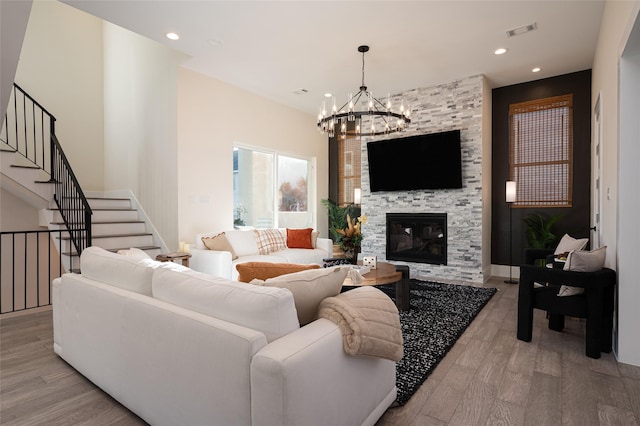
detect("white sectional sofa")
[53,247,396,426]
[190,229,333,280]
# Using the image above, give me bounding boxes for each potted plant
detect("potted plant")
[522,212,563,249]
[335,213,367,262]
[321,199,363,261]
[522,212,563,266]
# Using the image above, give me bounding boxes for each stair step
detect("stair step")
[58,233,155,252]
[51,208,139,223]
[35,179,58,184]
[87,197,131,210]
[51,220,147,236]
[51,220,145,225]
[62,245,161,257]
[58,232,153,241]
[50,207,137,212]
[10,163,40,170]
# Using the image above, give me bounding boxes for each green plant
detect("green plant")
[522,212,563,249]
[321,199,360,243]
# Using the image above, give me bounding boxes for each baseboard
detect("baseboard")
[491,264,520,280]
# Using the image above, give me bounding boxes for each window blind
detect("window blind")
[338,137,361,206]
[510,94,573,207]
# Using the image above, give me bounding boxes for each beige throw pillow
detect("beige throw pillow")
[116,247,152,259]
[250,266,349,325]
[554,233,589,255]
[202,232,238,260]
[558,246,607,297]
[563,246,606,272]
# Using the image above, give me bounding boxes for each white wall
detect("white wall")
[13,0,104,191]
[592,0,640,365]
[0,0,32,120]
[618,9,640,366]
[102,23,187,251]
[177,68,328,245]
[0,188,41,231]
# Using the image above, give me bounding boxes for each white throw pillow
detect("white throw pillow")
[152,267,299,342]
[554,234,589,255]
[558,246,607,297]
[224,230,260,257]
[251,267,349,326]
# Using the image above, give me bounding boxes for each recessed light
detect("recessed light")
[324,93,332,98]
[166,32,180,41]
[494,48,508,55]
[532,67,541,73]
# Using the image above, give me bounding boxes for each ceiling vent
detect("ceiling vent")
[292,88,309,95]
[506,22,537,37]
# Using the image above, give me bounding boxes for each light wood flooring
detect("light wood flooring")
[1,277,639,425]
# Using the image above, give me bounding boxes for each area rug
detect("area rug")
[377,279,497,406]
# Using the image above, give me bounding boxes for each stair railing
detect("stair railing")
[2,83,92,257]
[51,133,92,255]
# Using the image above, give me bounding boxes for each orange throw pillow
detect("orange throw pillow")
[236,262,320,283]
[286,228,314,249]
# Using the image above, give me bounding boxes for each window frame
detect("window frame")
[233,144,315,229]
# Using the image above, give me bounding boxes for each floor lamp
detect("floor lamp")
[505,181,518,284]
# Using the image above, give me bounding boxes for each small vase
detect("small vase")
[343,247,359,264]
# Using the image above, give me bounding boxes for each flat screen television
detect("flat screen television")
[367,130,462,192]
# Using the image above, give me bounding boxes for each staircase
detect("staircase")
[1,83,163,313]
[2,138,163,272]
[48,196,161,271]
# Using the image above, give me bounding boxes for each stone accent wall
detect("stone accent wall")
[360,75,485,283]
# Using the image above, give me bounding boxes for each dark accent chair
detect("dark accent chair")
[517,248,617,359]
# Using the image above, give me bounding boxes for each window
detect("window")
[510,94,573,207]
[338,137,361,206]
[233,146,312,229]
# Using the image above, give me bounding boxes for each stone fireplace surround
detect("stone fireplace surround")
[360,75,486,284]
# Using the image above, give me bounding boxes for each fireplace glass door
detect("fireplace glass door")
[386,213,447,265]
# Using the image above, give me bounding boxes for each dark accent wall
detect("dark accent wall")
[328,137,339,203]
[492,70,592,265]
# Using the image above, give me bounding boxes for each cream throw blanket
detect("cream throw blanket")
[318,286,403,361]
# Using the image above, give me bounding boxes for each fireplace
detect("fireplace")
[386,213,447,265]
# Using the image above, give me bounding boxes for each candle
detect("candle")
[183,243,190,253]
[179,241,185,252]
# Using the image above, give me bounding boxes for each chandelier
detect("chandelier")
[317,45,411,138]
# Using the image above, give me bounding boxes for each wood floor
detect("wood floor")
[1,277,639,425]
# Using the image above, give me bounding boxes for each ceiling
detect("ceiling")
[62,1,605,116]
